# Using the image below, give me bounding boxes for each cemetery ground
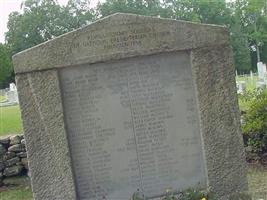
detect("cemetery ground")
[0,98,267,199]
[0,96,6,102]
[0,186,32,200]
[0,105,23,136]
[236,75,257,91]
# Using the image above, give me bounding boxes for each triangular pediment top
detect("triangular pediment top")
[13,13,229,74]
[100,13,226,27]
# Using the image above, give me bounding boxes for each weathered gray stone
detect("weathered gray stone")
[3,165,23,177]
[0,144,6,156]
[0,136,10,145]
[3,176,31,187]
[21,139,26,145]
[9,135,21,145]
[0,162,5,171]
[27,170,31,178]
[3,151,16,160]
[5,157,20,167]
[8,144,25,152]
[21,158,28,169]
[13,14,248,200]
[16,71,76,200]
[16,152,27,158]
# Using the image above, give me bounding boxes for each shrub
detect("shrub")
[239,89,267,159]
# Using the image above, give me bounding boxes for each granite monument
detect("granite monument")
[13,13,247,200]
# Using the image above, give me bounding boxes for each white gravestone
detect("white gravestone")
[257,62,267,80]
[236,81,246,94]
[7,83,19,103]
[256,81,266,90]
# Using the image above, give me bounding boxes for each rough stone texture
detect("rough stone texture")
[21,139,26,145]
[13,13,229,74]
[3,152,16,160]
[8,144,25,152]
[0,134,29,185]
[16,152,27,158]
[0,144,6,156]
[15,70,76,200]
[3,165,23,177]
[21,158,28,170]
[9,135,21,145]
[13,14,247,200]
[5,157,20,167]
[0,136,10,145]
[0,162,5,171]
[191,46,248,198]
[3,176,31,187]
[0,177,3,187]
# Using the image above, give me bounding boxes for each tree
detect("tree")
[229,7,251,73]
[235,0,267,63]
[163,0,231,25]
[163,0,252,72]
[5,0,95,54]
[97,0,165,18]
[0,44,13,89]
[62,0,96,30]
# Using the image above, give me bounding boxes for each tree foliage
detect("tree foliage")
[164,0,231,25]
[0,44,13,89]
[1,0,267,88]
[5,0,95,55]
[235,0,267,64]
[241,89,267,159]
[97,0,165,17]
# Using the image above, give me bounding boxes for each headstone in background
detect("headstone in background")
[6,83,19,104]
[250,70,253,80]
[256,80,266,90]
[13,14,247,200]
[257,62,267,81]
[9,83,17,91]
[237,81,246,94]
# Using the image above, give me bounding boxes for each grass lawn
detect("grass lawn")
[0,186,33,200]
[0,95,6,102]
[248,165,267,199]
[0,105,23,136]
[236,75,261,111]
[236,75,258,92]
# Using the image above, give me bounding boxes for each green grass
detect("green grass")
[0,105,23,136]
[236,75,258,92]
[0,186,33,200]
[0,95,6,102]
[236,75,259,111]
[247,165,267,199]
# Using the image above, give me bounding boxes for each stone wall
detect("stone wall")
[0,135,28,186]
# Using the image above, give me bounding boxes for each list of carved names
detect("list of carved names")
[60,52,206,200]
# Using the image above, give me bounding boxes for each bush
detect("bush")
[239,89,267,160]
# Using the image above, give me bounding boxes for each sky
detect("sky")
[0,0,235,43]
[0,0,101,43]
